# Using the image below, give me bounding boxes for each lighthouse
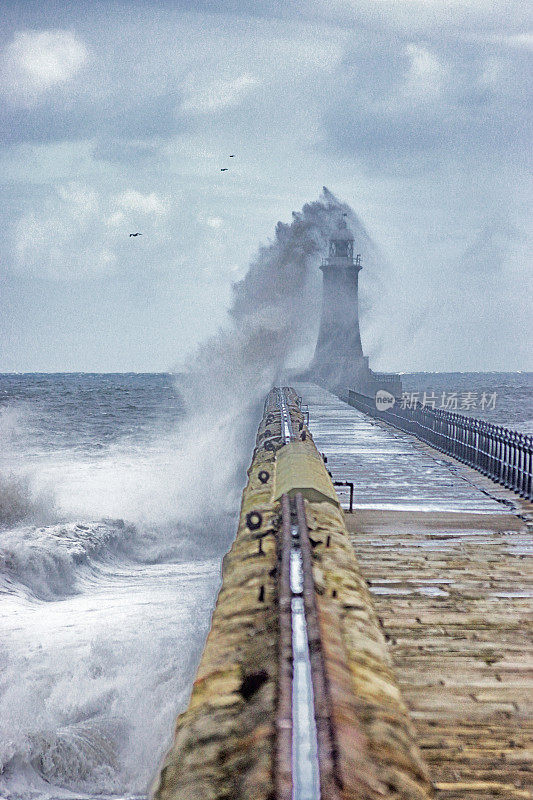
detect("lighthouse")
[310,216,402,398]
[310,218,366,390]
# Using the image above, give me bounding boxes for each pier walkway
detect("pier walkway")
[300,382,532,799]
[151,383,531,800]
[297,382,520,515]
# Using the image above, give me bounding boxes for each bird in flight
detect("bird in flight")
[129,232,142,237]
[220,168,229,171]
[229,154,235,157]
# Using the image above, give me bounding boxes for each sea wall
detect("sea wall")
[151,389,432,799]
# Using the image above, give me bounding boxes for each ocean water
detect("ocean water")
[401,372,533,434]
[0,372,531,800]
[0,373,245,800]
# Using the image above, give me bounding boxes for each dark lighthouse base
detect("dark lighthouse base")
[309,355,403,404]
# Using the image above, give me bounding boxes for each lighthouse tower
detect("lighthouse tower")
[310,217,366,390]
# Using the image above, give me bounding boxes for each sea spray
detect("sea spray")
[45,189,365,544]
[0,405,57,529]
[183,187,369,409]
[0,189,368,799]
[172,187,371,526]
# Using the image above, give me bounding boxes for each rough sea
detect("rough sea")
[0,373,239,800]
[0,371,532,800]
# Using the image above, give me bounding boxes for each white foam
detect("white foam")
[1,190,352,798]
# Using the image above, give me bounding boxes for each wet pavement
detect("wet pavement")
[298,383,533,800]
[297,382,511,514]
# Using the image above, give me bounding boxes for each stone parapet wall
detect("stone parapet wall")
[304,498,432,798]
[151,388,433,799]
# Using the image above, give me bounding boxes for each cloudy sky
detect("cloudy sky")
[0,0,531,372]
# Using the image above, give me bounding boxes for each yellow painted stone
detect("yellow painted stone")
[273,440,339,506]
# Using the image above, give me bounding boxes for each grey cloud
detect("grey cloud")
[0,90,184,147]
[2,0,531,41]
[92,138,163,164]
[0,2,530,373]
[1,0,293,29]
[321,36,532,165]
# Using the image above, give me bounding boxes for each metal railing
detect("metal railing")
[348,390,533,501]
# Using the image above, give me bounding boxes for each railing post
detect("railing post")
[509,432,517,491]
[514,434,520,494]
[510,431,516,489]
[496,425,503,481]
[490,426,499,482]
[484,423,491,475]
[481,423,489,475]
[490,424,496,476]
[524,437,532,500]
[472,420,480,470]
[452,415,458,460]
[471,419,477,466]
[518,434,530,498]
[516,435,524,496]
[502,429,510,487]
[513,432,521,493]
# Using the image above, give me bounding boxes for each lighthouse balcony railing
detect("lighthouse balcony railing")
[321,257,359,268]
[347,389,533,500]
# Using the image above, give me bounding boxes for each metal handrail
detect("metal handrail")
[347,390,533,500]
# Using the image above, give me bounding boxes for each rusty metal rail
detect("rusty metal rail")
[276,492,342,800]
[275,387,342,800]
[295,492,341,800]
[276,493,294,800]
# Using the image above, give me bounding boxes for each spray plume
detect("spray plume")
[0,188,380,797]
[178,187,370,410]
[52,188,377,551]
[170,189,366,540]
[0,189,374,548]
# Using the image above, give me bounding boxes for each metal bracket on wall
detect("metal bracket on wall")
[333,481,354,513]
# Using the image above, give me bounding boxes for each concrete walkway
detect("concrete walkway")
[299,383,533,800]
[298,382,512,514]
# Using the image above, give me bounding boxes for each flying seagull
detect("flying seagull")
[220,168,228,171]
[129,232,142,237]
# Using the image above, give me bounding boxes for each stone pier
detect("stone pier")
[151,383,532,800]
[151,389,433,800]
